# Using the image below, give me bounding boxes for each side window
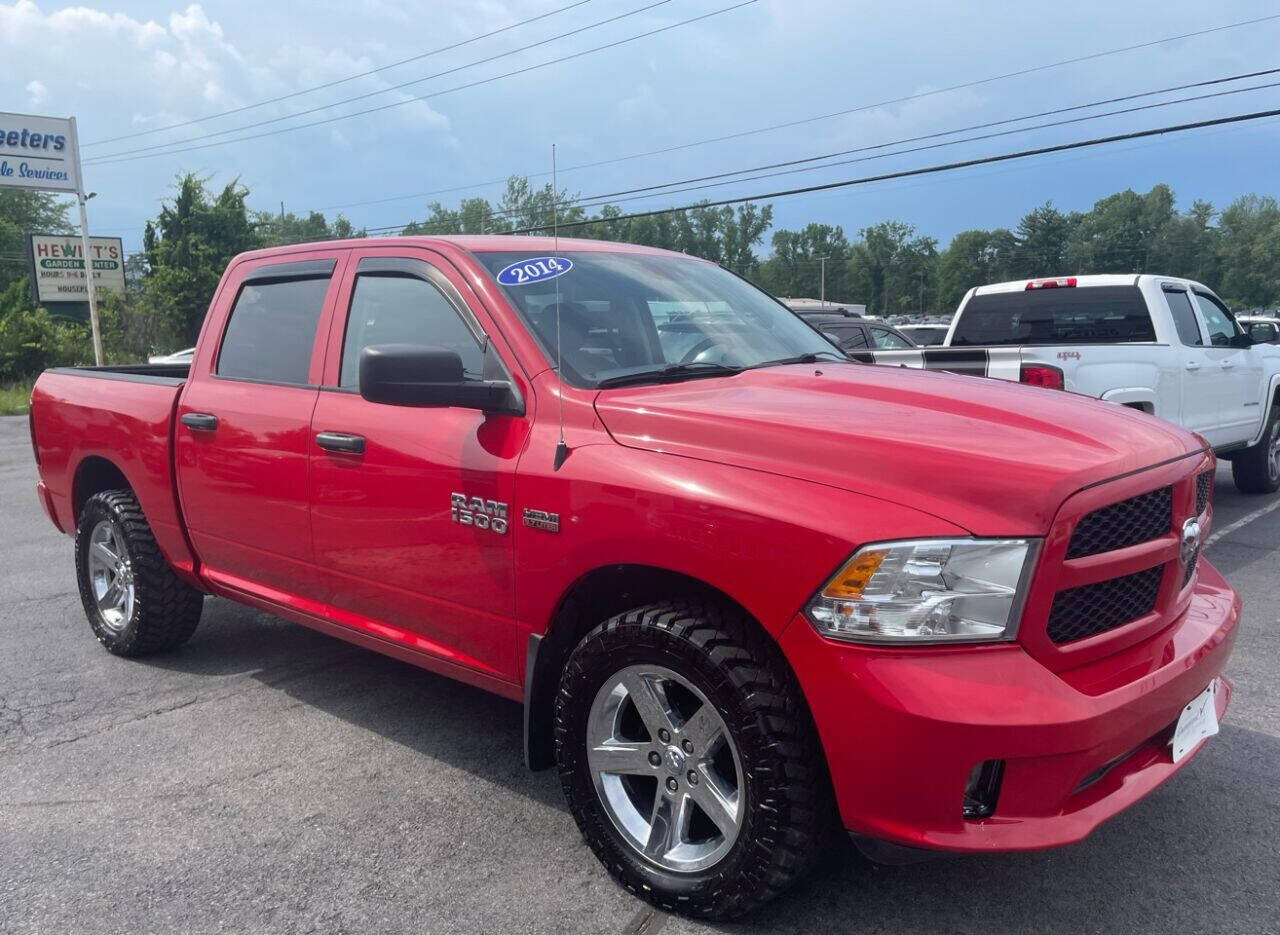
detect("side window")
[1192,292,1239,347]
[1163,289,1203,346]
[823,326,868,349]
[339,272,485,388]
[872,328,912,349]
[218,276,331,384]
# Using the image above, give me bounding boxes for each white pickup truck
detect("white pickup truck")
[858,274,1280,493]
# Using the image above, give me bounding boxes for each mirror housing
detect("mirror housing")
[359,344,523,414]
[1248,321,1279,345]
[1228,331,1256,349]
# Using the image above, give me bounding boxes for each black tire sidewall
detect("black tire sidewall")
[75,494,142,654]
[556,616,794,915]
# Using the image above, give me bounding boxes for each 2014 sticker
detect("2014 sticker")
[496,256,573,286]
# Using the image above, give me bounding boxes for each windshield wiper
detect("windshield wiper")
[748,351,847,369]
[595,361,744,389]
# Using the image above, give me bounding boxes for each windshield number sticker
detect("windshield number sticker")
[496,256,573,286]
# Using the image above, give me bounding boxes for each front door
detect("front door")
[175,252,346,596]
[308,250,529,681]
[1191,290,1258,443]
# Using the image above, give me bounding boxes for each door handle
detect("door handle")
[1220,359,1235,369]
[315,431,365,454]
[1185,361,1200,371]
[180,412,219,431]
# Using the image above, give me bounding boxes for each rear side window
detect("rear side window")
[339,273,485,388]
[1163,289,1203,346]
[822,325,868,349]
[871,328,911,349]
[951,286,1155,346]
[218,277,331,384]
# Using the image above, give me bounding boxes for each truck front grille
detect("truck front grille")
[1195,470,1213,516]
[1047,565,1163,644]
[1066,486,1172,559]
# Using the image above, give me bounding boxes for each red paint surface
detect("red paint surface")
[29,236,1240,853]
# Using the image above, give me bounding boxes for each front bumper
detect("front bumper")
[780,559,1239,853]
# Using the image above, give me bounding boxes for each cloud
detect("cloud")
[25,78,47,105]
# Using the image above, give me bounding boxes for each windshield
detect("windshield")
[473,250,841,387]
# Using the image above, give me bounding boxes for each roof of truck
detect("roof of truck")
[232,235,694,265]
[972,274,1207,295]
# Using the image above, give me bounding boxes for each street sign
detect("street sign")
[0,112,80,194]
[27,233,125,303]
[0,112,103,363]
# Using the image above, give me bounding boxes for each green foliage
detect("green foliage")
[0,277,93,381]
[255,208,365,246]
[0,381,34,416]
[848,221,939,315]
[0,189,74,293]
[756,223,852,300]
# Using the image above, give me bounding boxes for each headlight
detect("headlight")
[805,538,1038,644]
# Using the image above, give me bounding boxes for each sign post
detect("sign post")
[0,111,102,364]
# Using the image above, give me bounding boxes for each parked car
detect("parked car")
[860,275,1280,493]
[29,239,1238,919]
[794,310,916,350]
[896,323,951,346]
[147,347,195,364]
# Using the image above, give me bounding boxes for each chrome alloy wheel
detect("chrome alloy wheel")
[1268,419,1280,482]
[86,519,134,633]
[586,664,744,873]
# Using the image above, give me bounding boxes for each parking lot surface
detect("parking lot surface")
[2,414,1278,935]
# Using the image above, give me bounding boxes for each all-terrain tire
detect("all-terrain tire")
[1232,408,1280,494]
[554,600,829,919]
[75,489,204,656]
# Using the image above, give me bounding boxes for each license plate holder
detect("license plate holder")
[1171,678,1220,764]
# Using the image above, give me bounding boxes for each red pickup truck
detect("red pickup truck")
[29,236,1239,918]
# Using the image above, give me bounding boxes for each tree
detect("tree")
[849,221,939,315]
[254,208,364,246]
[1011,201,1076,277]
[142,174,261,342]
[0,189,74,292]
[937,228,1017,308]
[757,223,852,300]
[1216,195,1280,307]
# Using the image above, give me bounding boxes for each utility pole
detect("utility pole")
[817,255,830,306]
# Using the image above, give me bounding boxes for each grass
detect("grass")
[0,381,34,416]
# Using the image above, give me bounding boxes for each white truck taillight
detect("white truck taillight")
[1020,364,1064,390]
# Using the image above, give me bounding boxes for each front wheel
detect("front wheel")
[1232,409,1280,494]
[554,601,828,919]
[75,489,204,656]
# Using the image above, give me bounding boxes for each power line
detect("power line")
[360,75,1280,234]
[310,11,1280,214]
[85,0,672,159]
[83,0,599,147]
[84,0,758,167]
[500,107,1280,235]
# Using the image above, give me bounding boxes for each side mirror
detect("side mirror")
[1228,331,1256,349]
[359,344,523,414]
[1248,322,1278,344]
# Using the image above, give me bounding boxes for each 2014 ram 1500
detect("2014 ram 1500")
[29,238,1239,919]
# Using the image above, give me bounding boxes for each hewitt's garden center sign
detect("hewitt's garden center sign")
[27,233,125,303]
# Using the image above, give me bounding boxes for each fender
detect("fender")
[1244,372,1280,447]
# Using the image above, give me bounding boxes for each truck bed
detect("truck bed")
[30,365,198,579]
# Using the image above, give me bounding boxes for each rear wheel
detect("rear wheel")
[75,489,204,656]
[554,601,828,919]
[1232,409,1280,494]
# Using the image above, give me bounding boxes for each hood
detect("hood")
[593,363,1202,535]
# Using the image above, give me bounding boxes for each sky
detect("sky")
[2,0,1279,257]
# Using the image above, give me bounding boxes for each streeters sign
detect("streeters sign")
[0,112,80,193]
[27,233,125,303]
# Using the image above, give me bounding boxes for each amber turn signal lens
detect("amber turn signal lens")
[822,549,890,600]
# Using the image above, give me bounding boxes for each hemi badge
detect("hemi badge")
[523,508,561,533]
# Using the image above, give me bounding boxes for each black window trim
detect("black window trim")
[328,255,521,403]
[213,260,339,389]
[1160,282,1205,347]
[1190,288,1243,342]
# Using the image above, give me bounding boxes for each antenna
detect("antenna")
[552,142,570,471]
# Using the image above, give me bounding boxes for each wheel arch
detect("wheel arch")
[72,455,132,520]
[523,563,794,771]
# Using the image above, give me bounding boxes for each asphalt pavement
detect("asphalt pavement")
[1,414,1277,935]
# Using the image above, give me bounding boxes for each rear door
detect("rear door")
[307,248,530,681]
[175,251,346,597]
